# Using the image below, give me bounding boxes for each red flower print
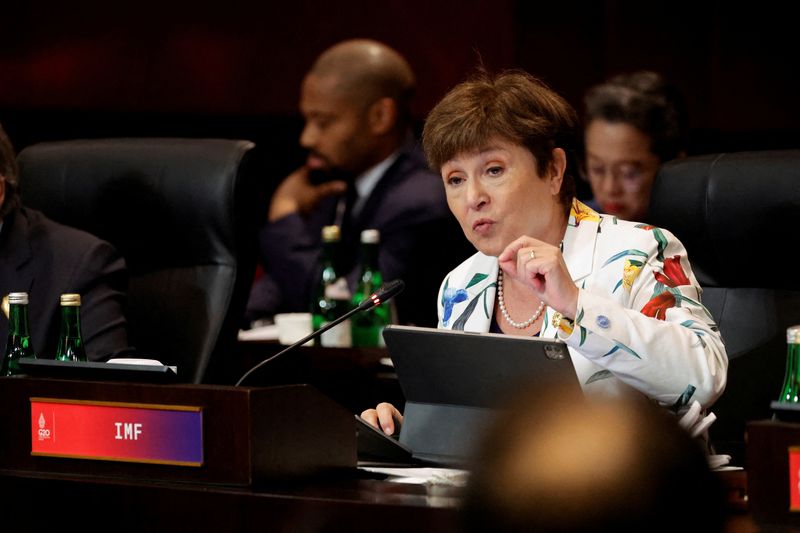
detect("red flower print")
[654,255,690,287]
[641,291,676,320]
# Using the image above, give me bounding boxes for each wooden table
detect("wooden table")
[0,467,463,532]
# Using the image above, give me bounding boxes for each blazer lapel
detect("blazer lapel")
[562,199,601,285]
[441,253,498,332]
[542,200,601,338]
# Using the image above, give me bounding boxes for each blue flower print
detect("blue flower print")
[442,287,468,327]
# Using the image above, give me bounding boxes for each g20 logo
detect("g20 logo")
[37,412,51,441]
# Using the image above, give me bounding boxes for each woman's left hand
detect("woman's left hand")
[497,236,579,319]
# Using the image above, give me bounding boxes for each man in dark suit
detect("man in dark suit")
[247,39,469,326]
[0,122,130,360]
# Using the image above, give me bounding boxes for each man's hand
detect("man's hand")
[268,166,347,222]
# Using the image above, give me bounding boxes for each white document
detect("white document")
[359,466,469,486]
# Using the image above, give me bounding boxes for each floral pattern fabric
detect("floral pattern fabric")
[436,199,727,410]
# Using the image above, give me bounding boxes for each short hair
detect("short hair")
[584,71,687,162]
[0,122,21,217]
[422,70,579,211]
[309,39,417,131]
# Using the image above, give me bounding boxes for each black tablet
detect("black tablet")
[382,325,579,466]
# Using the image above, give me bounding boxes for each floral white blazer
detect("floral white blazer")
[436,199,728,411]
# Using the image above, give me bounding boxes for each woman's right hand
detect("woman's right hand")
[360,402,404,436]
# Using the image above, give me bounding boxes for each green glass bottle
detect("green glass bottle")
[310,225,352,347]
[55,293,87,362]
[2,292,37,376]
[778,325,800,402]
[351,229,391,347]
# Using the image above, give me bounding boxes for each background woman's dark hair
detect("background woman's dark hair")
[422,69,580,212]
[583,71,688,162]
[0,122,21,218]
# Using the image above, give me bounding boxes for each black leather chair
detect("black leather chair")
[649,150,800,463]
[17,138,265,384]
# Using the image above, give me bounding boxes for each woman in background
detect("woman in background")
[582,71,687,222]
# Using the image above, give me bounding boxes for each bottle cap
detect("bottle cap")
[60,294,81,306]
[322,225,341,242]
[8,292,29,305]
[789,325,800,344]
[361,229,380,244]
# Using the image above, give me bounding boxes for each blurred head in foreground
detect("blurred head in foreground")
[463,385,724,533]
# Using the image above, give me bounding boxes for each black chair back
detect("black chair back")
[649,150,800,462]
[17,138,264,383]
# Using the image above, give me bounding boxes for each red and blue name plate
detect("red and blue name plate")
[30,398,203,466]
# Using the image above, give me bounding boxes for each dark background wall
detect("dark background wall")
[2,0,798,176]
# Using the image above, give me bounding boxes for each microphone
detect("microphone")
[354,278,404,311]
[235,279,405,387]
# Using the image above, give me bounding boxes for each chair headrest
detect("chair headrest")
[649,150,800,289]
[17,138,257,272]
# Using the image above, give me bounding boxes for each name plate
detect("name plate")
[791,447,800,511]
[30,398,203,466]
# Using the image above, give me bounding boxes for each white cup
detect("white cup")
[274,313,314,346]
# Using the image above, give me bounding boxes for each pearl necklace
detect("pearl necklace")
[496,269,545,329]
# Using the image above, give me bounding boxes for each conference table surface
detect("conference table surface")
[0,465,755,532]
[1,464,463,532]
